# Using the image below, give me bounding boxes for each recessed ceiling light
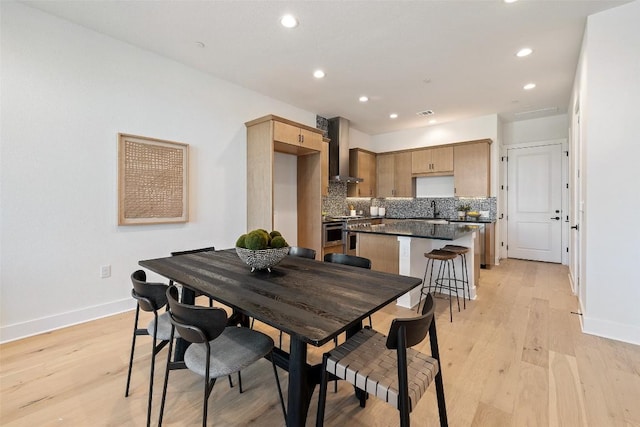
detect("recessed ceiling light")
[523,83,536,90]
[389,113,398,119]
[280,14,298,28]
[416,110,434,117]
[195,41,205,48]
[504,0,518,3]
[313,70,325,79]
[516,47,533,57]
[359,96,369,103]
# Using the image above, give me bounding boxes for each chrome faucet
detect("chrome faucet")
[431,200,439,218]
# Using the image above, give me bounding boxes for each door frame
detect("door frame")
[504,138,568,264]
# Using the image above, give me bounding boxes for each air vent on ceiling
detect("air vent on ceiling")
[416,110,434,117]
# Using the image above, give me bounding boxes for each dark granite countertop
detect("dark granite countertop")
[385,216,495,224]
[348,220,480,241]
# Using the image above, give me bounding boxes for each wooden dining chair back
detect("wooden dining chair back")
[288,246,317,259]
[316,293,448,427]
[158,285,286,427]
[126,270,173,427]
[323,252,372,269]
[170,246,215,306]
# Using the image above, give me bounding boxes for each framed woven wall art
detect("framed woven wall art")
[118,133,189,225]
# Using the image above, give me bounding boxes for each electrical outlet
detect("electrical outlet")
[100,265,111,278]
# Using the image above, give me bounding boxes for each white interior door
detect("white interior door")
[507,143,562,263]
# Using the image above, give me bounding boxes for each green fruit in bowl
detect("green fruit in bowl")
[245,230,269,250]
[271,236,288,248]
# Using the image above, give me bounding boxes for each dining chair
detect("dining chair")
[158,285,286,427]
[323,252,371,269]
[170,247,216,307]
[323,253,373,327]
[288,245,317,260]
[125,270,175,427]
[316,293,448,427]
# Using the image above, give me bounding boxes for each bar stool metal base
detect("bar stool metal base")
[418,249,460,322]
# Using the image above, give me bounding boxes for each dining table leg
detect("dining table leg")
[288,336,315,426]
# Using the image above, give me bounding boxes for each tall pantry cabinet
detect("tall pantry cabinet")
[245,115,324,258]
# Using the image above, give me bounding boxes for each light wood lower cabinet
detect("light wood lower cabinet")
[357,233,399,274]
[321,244,344,259]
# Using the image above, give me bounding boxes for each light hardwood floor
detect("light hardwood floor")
[1,259,639,426]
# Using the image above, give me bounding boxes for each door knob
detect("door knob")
[550,216,560,220]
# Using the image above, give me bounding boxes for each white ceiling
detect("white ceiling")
[22,0,630,135]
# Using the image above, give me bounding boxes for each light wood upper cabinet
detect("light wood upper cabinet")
[411,146,453,175]
[454,140,491,197]
[377,151,413,197]
[348,149,376,197]
[273,120,323,152]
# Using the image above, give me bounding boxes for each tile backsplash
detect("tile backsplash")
[323,181,496,219]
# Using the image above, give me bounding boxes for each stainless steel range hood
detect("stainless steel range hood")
[327,117,363,183]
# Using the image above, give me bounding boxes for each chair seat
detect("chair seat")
[424,249,458,261]
[326,328,439,411]
[184,327,274,379]
[440,244,470,255]
[147,312,178,341]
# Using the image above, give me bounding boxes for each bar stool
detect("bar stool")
[440,244,471,308]
[418,249,460,322]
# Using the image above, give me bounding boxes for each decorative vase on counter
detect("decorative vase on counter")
[457,210,466,219]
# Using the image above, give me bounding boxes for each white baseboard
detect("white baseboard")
[582,312,640,346]
[0,298,135,344]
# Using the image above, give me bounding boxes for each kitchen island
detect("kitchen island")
[350,220,480,309]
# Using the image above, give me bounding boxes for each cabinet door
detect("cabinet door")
[363,151,376,197]
[376,153,395,197]
[300,128,323,151]
[273,121,301,146]
[394,152,413,197]
[321,139,329,196]
[411,149,431,174]
[431,146,454,173]
[454,142,490,196]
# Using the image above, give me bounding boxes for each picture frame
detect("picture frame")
[118,133,189,225]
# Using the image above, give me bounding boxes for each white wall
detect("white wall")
[502,114,568,145]
[572,0,640,344]
[348,126,374,151]
[0,3,318,342]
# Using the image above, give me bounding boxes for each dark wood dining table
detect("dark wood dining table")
[139,248,422,426]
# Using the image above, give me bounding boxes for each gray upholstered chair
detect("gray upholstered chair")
[316,293,448,427]
[125,270,175,427]
[158,285,286,426]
